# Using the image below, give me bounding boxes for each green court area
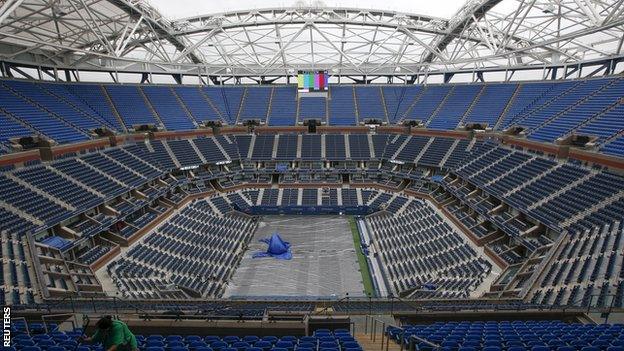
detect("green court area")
[349,216,375,296]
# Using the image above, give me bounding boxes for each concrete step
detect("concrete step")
[439,139,460,168]
[161,140,182,168]
[355,332,402,351]
[391,135,412,160]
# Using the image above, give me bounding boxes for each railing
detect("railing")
[41,313,77,333]
[363,315,441,351]
[13,293,624,317]
[363,315,395,351]
[38,295,153,316]
[563,294,618,322]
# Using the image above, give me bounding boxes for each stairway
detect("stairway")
[171,87,199,127]
[41,83,116,130]
[189,139,208,163]
[466,137,478,151]
[4,173,76,211]
[121,148,162,173]
[296,134,303,159]
[47,165,105,198]
[355,333,402,351]
[509,80,585,128]
[466,151,513,180]
[1,81,91,137]
[352,85,360,124]
[102,153,147,179]
[527,171,596,211]
[235,87,249,124]
[503,163,564,197]
[400,87,428,123]
[529,78,621,133]
[266,86,276,125]
[247,134,257,159]
[272,135,280,158]
[138,86,165,128]
[0,106,43,140]
[198,87,227,123]
[413,137,435,164]
[391,136,412,160]
[483,155,535,187]
[0,199,44,226]
[378,86,390,124]
[457,85,486,127]
[562,190,624,228]
[161,140,182,168]
[295,94,301,125]
[494,84,522,130]
[367,134,376,158]
[212,137,232,161]
[101,85,128,132]
[439,139,460,168]
[425,86,455,126]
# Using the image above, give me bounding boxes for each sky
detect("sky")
[147,0,467,20]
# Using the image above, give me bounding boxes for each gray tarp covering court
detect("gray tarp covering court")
[224,215,364,297]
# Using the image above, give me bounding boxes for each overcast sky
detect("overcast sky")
[148,0,467,19]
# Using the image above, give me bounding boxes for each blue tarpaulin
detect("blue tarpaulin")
[431,175,444,183]
[41,236,72,251]
[421,283,438,290]
[252,233,292,260]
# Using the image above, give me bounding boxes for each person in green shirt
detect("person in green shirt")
[83,316,138,351]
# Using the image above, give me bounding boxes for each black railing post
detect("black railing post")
[385,325,390,351]
[373,319,377,342]
[381,322,385,349]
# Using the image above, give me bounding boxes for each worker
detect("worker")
[82,316,138,351]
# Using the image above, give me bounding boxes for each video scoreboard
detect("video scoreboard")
[297,70,328,93]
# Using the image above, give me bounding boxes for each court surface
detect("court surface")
[224,215,364,297]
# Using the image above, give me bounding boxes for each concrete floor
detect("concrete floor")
[224,215,365,297]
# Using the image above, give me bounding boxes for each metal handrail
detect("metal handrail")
[408,334,441,350]
[41,313,76,333]
[313,295,351,316]
[22,295,624,315]
[364,315,442,351]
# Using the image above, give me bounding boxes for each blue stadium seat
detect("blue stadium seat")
[223,337,240,344]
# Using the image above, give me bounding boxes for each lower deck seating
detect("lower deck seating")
[366,199,492,298]
[530,222,624,308]
[1,232,37,305]
[107,199,257,299]
[388,321,624,351]
[10,325,361,351]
